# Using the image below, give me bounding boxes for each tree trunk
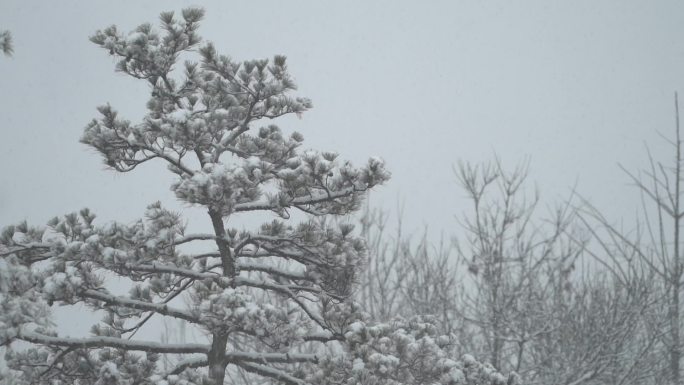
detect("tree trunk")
[208,208,234,384]
[209,209,236,278]
[208,333,229,385]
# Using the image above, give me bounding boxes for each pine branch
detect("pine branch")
[237,362,309,385]
[17,330,210,354]
[81,289,200,324]
[224,351,318,364]
[234,186,361,213]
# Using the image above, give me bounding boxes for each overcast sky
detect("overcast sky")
[2,1,684,255]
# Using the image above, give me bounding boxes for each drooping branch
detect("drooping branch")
[17,330,210,354]
[81,289,201,324]
[173,233,217,245]
[120,262,223,282]
[169,357,208,375]
[237,362,308,385]
[224,351,318,364]
[237,261,310,281]
[234,186,361,213]
[234,276,338,299]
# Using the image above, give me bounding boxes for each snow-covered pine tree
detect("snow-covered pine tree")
[0,9,519,385]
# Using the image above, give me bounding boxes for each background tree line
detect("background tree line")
[356,102,684,385]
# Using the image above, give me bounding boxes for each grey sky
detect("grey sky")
[1,0,684,251]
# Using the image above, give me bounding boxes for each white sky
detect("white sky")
[2,1,684,261]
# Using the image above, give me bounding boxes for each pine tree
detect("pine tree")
[0,9,518,385]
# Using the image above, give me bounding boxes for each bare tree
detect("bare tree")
[357,205,461,330]
[452,159,580,372]
[531,268,663,385]
[354,158,662,385]
[579,94,684,385]
[356,207,406,321]
[454,159,666,385]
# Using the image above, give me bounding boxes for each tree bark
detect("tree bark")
[207,208,235,384]
[208,333,229,385]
